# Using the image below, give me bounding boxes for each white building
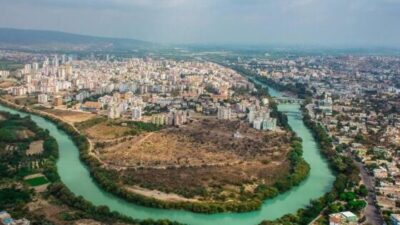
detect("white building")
[37,94,48,104]
[247,108,255,123]
[262,118,277,131]
[23,64,32,74]
[132,106,142,121]
[253,118,263,130]
[32,62,39,71]
[217,106,232,120]
[0,70,10,79]
[107,105,121,119]
[12,86,27,96]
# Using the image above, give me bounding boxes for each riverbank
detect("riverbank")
[0,98,184,225]
[0,88,334,225]
[242,69,363,224]
[0,93,310,214]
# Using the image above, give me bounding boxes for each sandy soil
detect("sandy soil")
[42,108,96,123]
[0,80,16,88]
[28,199,70,225]
[16,129,35,139]
[26,140,44,155]
[99,131,243,168]
[98,119,289,168]
[84,122,131,140]
[23,173,45,180]
[125,186,199,202]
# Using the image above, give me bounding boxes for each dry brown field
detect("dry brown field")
[42,108,96,123]
[83,122,131,140]
[87,118,292,202]
[26,140,44,155]
[0,80,16,88]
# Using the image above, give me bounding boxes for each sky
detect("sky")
[0,0,400,47]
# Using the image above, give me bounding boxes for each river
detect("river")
[0,85,334,225]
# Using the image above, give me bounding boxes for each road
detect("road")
[352,157,384,225]
[305,100,383,225]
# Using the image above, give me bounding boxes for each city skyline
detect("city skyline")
[0,0,400,47]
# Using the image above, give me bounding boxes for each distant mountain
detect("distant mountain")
[0,28,154,52]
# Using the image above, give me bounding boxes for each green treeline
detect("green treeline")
[48,183,183,225]
[254,76,312,99]
[0,111,59,180]
[259,108,361,225]
[227,66,363,225]
[4,100,311,214]
[0,100,184,225]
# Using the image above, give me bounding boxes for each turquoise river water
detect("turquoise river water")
[0,85,334,225]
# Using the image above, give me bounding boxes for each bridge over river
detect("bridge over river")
[273,96,304,104]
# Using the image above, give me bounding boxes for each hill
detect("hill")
[0,28,154,52]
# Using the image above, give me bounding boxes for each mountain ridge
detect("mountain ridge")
[0,28,154,51]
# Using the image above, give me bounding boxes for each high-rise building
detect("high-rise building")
[38,94,48,104]
[247,108,255,123]
[23,64,31,74]
[253,118,263,130]
[132,106,142,121]
[107,105,121,119]
[262,118,277,131]
[217,106,231,120]
[53,55,59,67]
[32,62,39,71]
[25,75,32,84]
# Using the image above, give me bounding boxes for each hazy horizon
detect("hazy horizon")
[1,0,400,48]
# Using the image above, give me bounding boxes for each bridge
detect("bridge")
[273,97,304,104]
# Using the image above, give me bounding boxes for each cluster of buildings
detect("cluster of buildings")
[1,53,281,132]
[329,211,358,225]
[150,110,189,126]
[238,55,400,223]
[248,106,277,131]
[0,70,9,79]
[216,98,276,131]
[0,211,30,225]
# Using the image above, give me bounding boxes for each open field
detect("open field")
[98,119,290,168]
[41,108,96,123]
[25,176,48,186]
[77,117,161,140]
[84,121,131,139]
[0,80,16,88]
[3,95,38,106]
[87,118,292,202]
[26,140,44,155]
[122,160,290,200]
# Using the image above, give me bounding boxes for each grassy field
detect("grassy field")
[25,176,49,186]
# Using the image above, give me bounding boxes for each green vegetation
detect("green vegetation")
[25,176,49,186]
[123,120,163,135]
[0,111,59,223]
[12,89,310,214]
[48,183,182,225]
[259,106,362,225]
[0,188,31,206]
[0,59,23,71]
[0,112,57,179]
[75,117,107,130]
[0,101,183,225]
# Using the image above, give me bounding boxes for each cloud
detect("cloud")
[0,0,399,47]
